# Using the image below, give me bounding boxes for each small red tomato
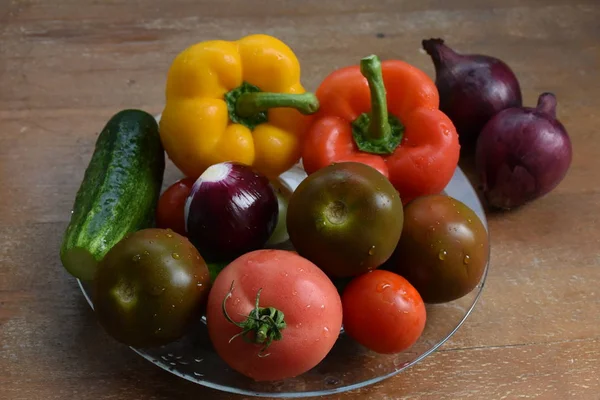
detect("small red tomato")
[206,249,343,382]
[156,177,195,235]
[342,270,426,354]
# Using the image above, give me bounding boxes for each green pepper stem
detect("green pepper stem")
[351,55,404,155]
[360,55,392,141]
[236,92,320,117]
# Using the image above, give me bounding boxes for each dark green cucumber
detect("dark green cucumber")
[60,109,165,281]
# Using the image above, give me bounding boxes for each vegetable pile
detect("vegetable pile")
[60,33,569,382]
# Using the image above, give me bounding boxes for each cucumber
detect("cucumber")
[60,109,165,281]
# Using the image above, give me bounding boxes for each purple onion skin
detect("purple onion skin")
[184,162,279,262]
[476,93,572,210]
[422,38,523,148]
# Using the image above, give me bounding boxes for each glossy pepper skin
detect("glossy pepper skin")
[302,55,460,204]
[159,34,319,179]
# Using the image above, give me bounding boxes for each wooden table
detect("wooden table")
[1,0,599,399]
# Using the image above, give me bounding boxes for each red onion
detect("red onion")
[476,93,572,209]
[422,38,523,148]
[184,162,279,261]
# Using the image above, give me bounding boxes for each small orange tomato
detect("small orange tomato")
[342,270,426,354]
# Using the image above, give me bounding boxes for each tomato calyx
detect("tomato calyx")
[222,281,286,357]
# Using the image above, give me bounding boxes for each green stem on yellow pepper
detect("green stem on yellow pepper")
[236,92,319,117]
[225,82,319,130]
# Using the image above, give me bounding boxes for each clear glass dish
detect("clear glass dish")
[78,163,489,398]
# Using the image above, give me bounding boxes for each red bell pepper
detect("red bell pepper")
[301,55,460,204]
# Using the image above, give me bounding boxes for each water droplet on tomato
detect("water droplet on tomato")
[438,249,447,260]
[463,254,471,264]
[376,283,391,292]
[306,304,311,309]
[132,254,141,262]
[144,250,150,256]
[171,252,180,260]
[320,304,325,309]
[368,246,376,255]
[323,326,330,337]
[292,290,297,296]
[233,298,240,306]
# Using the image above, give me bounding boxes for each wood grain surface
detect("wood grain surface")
[1,0,599,399]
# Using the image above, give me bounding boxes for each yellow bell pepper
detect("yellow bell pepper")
[159,34,319,179]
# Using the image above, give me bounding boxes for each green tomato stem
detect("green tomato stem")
[222,281,286,357]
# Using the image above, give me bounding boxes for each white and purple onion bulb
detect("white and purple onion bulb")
[184,162,279,262]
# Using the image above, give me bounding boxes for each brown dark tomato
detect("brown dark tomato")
[387,194,488,303]
[93,228,210,348]
[287,162,404,278]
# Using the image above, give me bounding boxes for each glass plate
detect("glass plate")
[78,162,489,398]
